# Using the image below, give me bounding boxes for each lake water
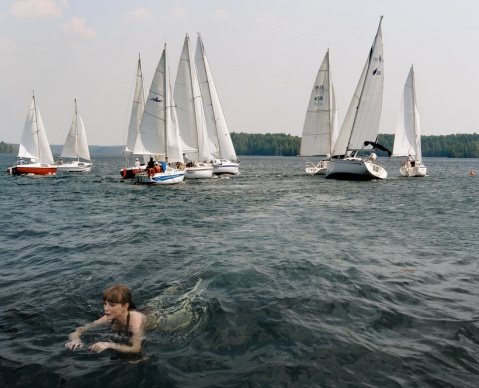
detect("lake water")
[1,155,478,387]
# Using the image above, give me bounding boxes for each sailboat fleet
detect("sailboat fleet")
[301,16,427,180]
[119,33,239,185]
[7,24,429,181]
[174,34,214,179]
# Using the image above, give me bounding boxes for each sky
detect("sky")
[1,0,478,146]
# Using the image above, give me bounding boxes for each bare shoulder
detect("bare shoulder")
[130,311,145,329]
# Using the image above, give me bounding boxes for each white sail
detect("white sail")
[332,17,384,156]
[18,92,54,165]
[138,45,184,163]
[61,99,91,161]
[393,65,422,160]
[174,34,212,162]
[300,50,339,157]
[125,55,147,155]
[195,33,237,162]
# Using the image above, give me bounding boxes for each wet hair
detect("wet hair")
[102,284,137,310]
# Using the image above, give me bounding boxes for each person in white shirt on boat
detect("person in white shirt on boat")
[369,152,377,163]
[134,158,141,169]
[17,157,26,165]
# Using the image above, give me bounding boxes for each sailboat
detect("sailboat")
[326,17,389,180]
[56,99,92,172]
[392,65,427,177]
[134,44,186,185]
[120,54,147,179]
[174,34,214,179]
[7,91,57,176]
[300,49,339,175]
[195,33,239,175]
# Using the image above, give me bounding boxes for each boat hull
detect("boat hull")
[134,170,185,185]
[57,161,92,173]
[7,164,57,176]
[305,161,328,176]
[399,163,427,177]
[120,166,146,179]
[212,159,239,175]
[185,165,213,179]
[325,158,387,180]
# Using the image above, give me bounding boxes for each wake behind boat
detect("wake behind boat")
[326,17,389,181]
[392,65,427,177]
[300,49,339,175]
[7,90,57,176]
[56,99,92,173]
[133,45,186,185]
[195,33,239,176]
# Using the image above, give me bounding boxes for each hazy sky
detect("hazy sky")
[1,0,478,146]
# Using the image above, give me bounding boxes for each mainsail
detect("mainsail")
[392,65,422,161]
[138,45,184,163]
[175,34,212,163]
[332,17,384,156]
[61,99,91,161]
[195,33,237,162]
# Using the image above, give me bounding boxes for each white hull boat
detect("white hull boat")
[57,161,92,173]
[400,161,427,177]
[326,17,389,181]
[212,159,239,175]
[300,50,339,176]
[134,168,185,185]
[305,160,328,175]
[392,66,427,177]
[57,99,92,172]
[196,34,239,175]
[327,157,387,180]
[185,163,214,179]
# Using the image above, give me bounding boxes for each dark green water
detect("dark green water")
[1,155,478,387]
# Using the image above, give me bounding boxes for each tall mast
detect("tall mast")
[346,15,383,151]
[32,89,41,162]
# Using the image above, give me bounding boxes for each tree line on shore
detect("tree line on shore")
[2,133,479,157]
[230,132,479,158]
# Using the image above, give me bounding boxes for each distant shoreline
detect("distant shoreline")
[2,132,479,158]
